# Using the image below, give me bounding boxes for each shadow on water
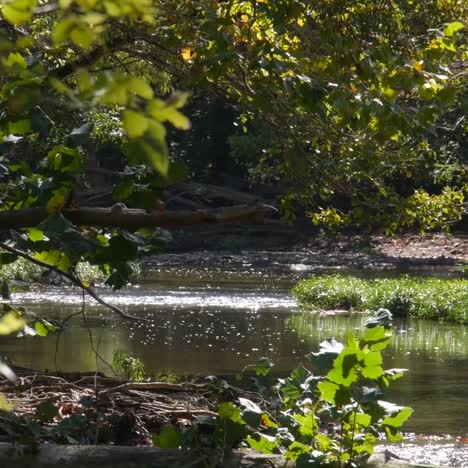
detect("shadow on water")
[2,283,468,436]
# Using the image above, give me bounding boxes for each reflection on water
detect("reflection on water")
[2,285,468,435]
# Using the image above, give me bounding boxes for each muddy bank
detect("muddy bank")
[143,233,467,284]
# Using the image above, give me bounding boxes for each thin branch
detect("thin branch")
[0,242,145,322]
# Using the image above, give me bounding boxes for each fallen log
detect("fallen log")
[0,204,272,230]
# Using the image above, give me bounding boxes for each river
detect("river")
[3,277,467,441]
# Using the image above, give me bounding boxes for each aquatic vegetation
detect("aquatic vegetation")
[292,275,468,323]
[112,349,146,382]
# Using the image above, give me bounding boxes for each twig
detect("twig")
[0,242,146,322]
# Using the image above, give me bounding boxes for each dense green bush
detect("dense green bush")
[292,275,468,323]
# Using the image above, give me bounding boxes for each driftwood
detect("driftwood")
[0,204,271,230]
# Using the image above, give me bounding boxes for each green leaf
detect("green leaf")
[128,78,154,99]
[8,119,30,135]
[246,433,279,454]
[152,426,182,448]
[113,182,134,201]
[443,22,464,37]
[384,425,403,442]
[383,407,413,428]
[239,398,262,428]
[28,228,44,242]
[293,413,318,438]
[0,309,26,335]
[285,441,312,460]
[2,0,37,25]
[123,111,149,138]
[354,413,371,428]
[6,52,27,69]
[165,91,191,109]
[308,338,344,373]
[34,250,71,272]
[34,320,58,337]
[318,380,338,403]
[327,349,358,386]
[142,121,169,175]
[361,351,384,379]
[255,356,274,376]
[70,25,96,49]
[218,402,244,423]
[361,325,387,343]
[279,365,312,402]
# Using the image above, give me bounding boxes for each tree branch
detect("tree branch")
[0,243,145,322]
[0,205,271,230]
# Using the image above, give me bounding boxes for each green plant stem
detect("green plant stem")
[349,406,358,463]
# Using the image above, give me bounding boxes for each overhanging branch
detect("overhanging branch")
[0,242,145,322]
[0,205,271,230]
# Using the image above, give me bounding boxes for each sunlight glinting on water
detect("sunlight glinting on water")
[12,288,298,310]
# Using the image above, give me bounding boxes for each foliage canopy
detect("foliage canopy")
[0,0,466,287]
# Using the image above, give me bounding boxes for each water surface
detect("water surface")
[3,282,468,436]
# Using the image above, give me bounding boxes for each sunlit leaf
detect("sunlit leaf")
[443,21,464,37]
[1,0,37,25]
[0,309,26,335]
[123,111,149,138]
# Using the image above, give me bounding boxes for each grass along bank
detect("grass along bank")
[292,275,468,323]
[0,257,106,285]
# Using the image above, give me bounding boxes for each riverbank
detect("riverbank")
[143,232,467,283]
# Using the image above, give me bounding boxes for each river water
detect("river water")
[3,277,468,441]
